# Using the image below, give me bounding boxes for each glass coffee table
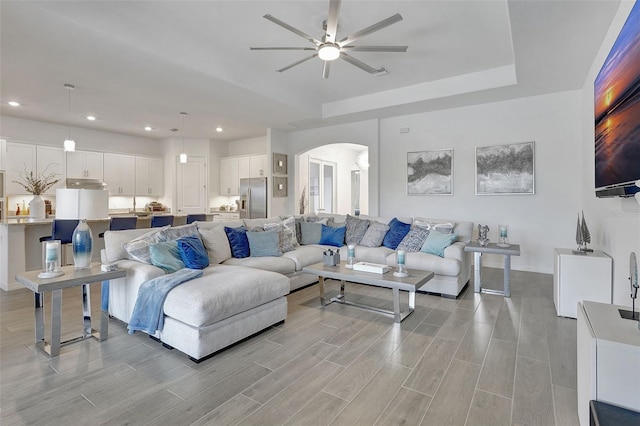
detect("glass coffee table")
[303,262,434,322]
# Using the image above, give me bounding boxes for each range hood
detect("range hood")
[66,178,107,190]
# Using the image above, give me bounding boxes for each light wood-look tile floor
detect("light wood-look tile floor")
[0,267,579,425]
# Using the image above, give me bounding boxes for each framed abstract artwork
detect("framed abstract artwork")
[407,149,453,195]
[273,176,288,197]
[475,141,535,195]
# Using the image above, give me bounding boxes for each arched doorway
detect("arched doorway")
[296,143,368,215]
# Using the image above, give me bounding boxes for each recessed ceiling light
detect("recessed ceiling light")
[8,101,20,107]
[216,127,223,132]
[86,115,96,121]
[144,126,153,131]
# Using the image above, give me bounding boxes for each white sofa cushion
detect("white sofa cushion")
[163,265,289,327]
[223,256,296,275]
[355,245,395,264]
[282,246,324,271]
[385,249,462,276]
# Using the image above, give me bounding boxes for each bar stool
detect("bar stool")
[186,214,206,224]
[110,216,137,231]
[151,215,174,228]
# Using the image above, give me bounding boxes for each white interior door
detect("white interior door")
[176,156,207,214]
[309,158,336,214]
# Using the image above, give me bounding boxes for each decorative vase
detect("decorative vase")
[72,219,93,269]
[29,195,46,219]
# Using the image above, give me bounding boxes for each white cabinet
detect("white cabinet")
[238,156,251,180]
[250,154,267,177]
[67,150,103,179]
[220,157,239,196]
[0,139,6,171]
[36,145,66,192]
[104,153,136,195]
[553,248,612,318]
[5,142,36,194]
[135,156,163,196]
[577,301,640,426]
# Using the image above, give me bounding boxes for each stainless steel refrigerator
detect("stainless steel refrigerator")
[239,178,267,219]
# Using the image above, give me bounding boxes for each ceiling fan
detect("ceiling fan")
[250,0,407,79]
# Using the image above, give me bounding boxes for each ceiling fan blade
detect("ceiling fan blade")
[322,61,331,79]
[324,0,342,43]
[343,45,408,53]
[277,53,318,73]
[339,13,403,46]
[250,47,316,51]
[340,52,378,74]
[264,14,321,46]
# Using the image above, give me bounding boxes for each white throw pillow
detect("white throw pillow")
[199,227,232,264]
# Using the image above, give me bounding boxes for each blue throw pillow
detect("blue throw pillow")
[319,225,346,247]
[246,230,281,257]
[149,240,185,273]
[382,218,411,250]
[224,226,250,258]
[421,231,458,257]
[177,235,210,269]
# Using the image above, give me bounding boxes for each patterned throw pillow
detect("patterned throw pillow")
[359,222,390,248]
[123,227,168,264]
[413,219,456,234]
[345,214,370,245]
[396,228,430,252]
[159,223,200,242]
[263,222,295,253]
[326,217,346,228]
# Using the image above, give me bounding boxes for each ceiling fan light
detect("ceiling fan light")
[318,44,340,61]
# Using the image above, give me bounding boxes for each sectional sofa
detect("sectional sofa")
[102,214,473,361]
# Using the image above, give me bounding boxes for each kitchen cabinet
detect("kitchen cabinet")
[250,155,267,177]
[135,156,163,196]
[104,153,136,195]
[220,157,239,196]
[66,150,103,180]
[0,138,6,171]
[36,145,65,192]
[553,248,612,318]
[238,156,250,180]
[577,301,640,426]
[5,142,36,195]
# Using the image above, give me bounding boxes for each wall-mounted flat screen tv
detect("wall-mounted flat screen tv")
[594,1,640,198]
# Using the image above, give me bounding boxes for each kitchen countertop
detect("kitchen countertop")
[2,217,111,226]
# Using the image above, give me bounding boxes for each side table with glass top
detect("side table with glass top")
[15,263,126,357]
[464,242,521,297]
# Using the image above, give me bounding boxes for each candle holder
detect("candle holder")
[38,240,64,278]
[498,224,510,247]
[346,244,356,269]
[393,249,409,277]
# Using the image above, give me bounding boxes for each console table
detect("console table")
[16,263,125,357]
[577,301,640,426]
[464,242,521,297]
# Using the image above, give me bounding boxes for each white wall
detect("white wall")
[581,1,639,307]
[379,91,584,273]
[227,135,267,157]
[1,116,160,155]
[268,128,288,217]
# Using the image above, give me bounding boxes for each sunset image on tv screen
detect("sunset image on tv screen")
[594,2,640,189]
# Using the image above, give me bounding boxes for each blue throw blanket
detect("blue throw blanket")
[127,268,203,335]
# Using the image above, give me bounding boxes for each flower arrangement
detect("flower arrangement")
[12,164,61,195]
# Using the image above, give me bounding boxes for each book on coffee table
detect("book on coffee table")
[353,262,392,274]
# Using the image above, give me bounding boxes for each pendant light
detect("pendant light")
[179,112,187,164]
[63,83,76,152]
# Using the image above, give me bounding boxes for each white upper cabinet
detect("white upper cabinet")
[238,156,251,180]
[104,153,136,196]
[135,156,163,196]
[219,157,239,196]
[36,145,65,192]
[250,155,267,177]
[67,150,103,180]
[0,139,6,171]
[6,142,36,195]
